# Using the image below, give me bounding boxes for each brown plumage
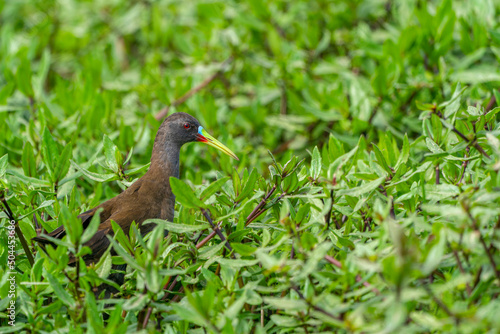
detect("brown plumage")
[33,112,237,264]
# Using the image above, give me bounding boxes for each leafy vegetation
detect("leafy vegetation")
[1,0,500,332]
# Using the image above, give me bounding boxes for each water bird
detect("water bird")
[33,112,238,264]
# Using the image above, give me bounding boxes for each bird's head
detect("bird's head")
[162,112,238,160]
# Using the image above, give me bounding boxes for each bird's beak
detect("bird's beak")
[196,126,239,161]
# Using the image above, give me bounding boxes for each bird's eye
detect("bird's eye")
[183,123,191,129]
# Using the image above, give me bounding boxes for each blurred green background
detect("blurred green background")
[2,0,499,184]
[2,0,500,332]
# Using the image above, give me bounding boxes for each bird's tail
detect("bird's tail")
[33,226,112,265]
[32,224,67,245]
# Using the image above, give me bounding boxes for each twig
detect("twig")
[142,307,153,329]
[423,285,458,324]
[291,286,342,322]
[457,148,470,185]
[154,57,233,121]
[260,304,264,327]
[1,194,34,267]
[449,243,472,295]
[451,128,490,159]
[201,209,233,253]
[433,107,490,159]
[485,92,497,113]
[463,203,500,281]
[280,81,287,115]
[368,97,383,124]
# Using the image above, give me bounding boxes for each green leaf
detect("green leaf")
[22,142,36,177]
[145,262,161,293]
[54,144,72,182]
[169,177,206,209]
[107,235,142,271]
[236,168,258,202]
[424,184,460,200]
[18,200,55,220]
[0,154,8,179]
[103,135,121,173]
[81,208,102,244]
[425,138,444,154]
[16,54,34,97]
[372,144,393,175]
[45,272,76,308]
[231,242,257,256]
[94,252,112,279]
[264,297,307,311]
[394,134,410,171]
[328,146,358,178]
[122,294,149,311]
[6,170,51,187]
[200,176,230,201]
[422,230,446,275]
[337,176,385,197]
[310,146,322,178]
[41,129,58,178]
[70,160,117,182]
[145,219,209,233]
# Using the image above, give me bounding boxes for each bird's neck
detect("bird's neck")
[148,139,181,181]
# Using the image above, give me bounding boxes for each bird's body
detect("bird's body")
[33,112,237,264]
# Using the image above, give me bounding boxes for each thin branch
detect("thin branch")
[291,286,342,322]
[485,92,497,113]
[196,185,277,249]
[451,128,490,159]
[423,285,458,324]
[154,57,233,121]
[449,243,472,295]
[1,194,34,267]
[142,307,153,329]
[260,304,264,327]
[464,204,500,281]
[201,209,233,253]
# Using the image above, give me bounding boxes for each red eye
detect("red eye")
[183,123,190,129]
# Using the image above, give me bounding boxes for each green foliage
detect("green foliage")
[1,0,500,332]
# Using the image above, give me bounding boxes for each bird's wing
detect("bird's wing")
[73,189,164,264]
[32,198,116,245]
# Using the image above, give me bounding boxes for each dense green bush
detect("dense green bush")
[1,0,500,332]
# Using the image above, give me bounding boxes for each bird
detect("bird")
[33,112,238,264]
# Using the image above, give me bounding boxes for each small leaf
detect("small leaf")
[145,219,209,233]
[337,176,385,197]
[22,142,36,177]
[45,272,76,308]
[372,144,393,175]
[54,144,72,182]
[200,176,230,201]
[394,134,410,171]
[0,154,8,178]
[122,294,149,311]
[41,129,58,178]
[103,135,120,173]
[169,177,206,209]
[310,146,322,179]
[425,138,445,154]
[81,208,103,244]
[231,242,257,256]
[70,160,117,182]
[236,168,258,202]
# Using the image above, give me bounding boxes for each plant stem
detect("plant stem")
[1,194,34,267]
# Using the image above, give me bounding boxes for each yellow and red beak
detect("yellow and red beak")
[196,126,239,161]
